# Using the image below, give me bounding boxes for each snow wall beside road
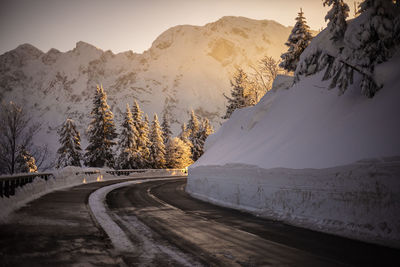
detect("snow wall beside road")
[186,158,400,248]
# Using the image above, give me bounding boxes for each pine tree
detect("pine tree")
[84,85,117,167]
[179,122,192,146]
[166,137,193,168]
[131,100,152,168]
[344,0,396,97]
[139,114,151,168]
[149,114,166,169]
[223,69,253,119]
[161,110,172,145]
[15,146,37,173]
[280,8,313,72]
[187,110,203,161]
[323,0,350,41]
[56,118,82,168]
[353,0,396,66]
[197,118,214,158]
[115,104,139,169]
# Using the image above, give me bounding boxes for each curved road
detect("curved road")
[107,178,400,267]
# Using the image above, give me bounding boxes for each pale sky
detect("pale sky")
[0,0,356,55]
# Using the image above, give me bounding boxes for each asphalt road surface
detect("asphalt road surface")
[107,178,400,267]
[1,177,399,266]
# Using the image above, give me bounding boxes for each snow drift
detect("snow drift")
[187,48,400,247]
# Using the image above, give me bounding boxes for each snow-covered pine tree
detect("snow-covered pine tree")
[197,118,214,158]
[84,85,117,167]
[161,110,172,145]
[187,110,202,161]
[149,114,166,169]
[131,100,144,167]
[138,114,151,168]
[323,0,350,42]
[222,69,253,119]
[179,122,192,146]
[15,146,37,173]
[115,104,139,169]
[344,0,397,97]
[166,137,193,168]
[280,8,313,72]
[56,118,82,168]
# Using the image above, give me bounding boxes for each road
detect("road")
[107,178,400,267]
[1,176,399,266]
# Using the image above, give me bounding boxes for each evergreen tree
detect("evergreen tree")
[166,137,193,168]
[139,114,151,168]
[115,104,139,169]
[223,69,253,119]
[56,118,82,168]
[323,0,350,42]
[131,100,151,168]
[354,0,396,65]
[179,122,192,147]
[344,0,397,97]
[15,146,37,173]
[197,118,214,158]
[149,114,166,169]
[84,85,117,167]
[187,110,204,161]
[280,8,313,72]
[161,110,172,145]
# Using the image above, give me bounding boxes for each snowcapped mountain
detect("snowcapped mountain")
[0,16,291,160]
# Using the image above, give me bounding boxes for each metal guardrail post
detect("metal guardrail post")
[0,172,54,198]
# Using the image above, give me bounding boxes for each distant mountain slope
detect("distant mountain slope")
[0,16,291,161]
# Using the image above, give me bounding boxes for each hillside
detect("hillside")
[187,10,400,248]
[0,16,292,161]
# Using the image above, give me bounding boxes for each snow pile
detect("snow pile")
[187,158,400,248]
[0,167,186,222]
[187,51,400,247]
[197,55,400,169]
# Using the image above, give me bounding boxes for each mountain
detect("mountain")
[0,16,292,161]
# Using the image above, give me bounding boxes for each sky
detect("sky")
[0,0,357,55]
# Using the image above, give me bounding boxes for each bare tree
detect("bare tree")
[0,101,50,174]
[248,56,282,103]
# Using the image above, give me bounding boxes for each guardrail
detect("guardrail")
[75,170,101,175]
[106,169,188,176]
[106,169,146,176]
[0,168,188,198]
[0,173,54,198]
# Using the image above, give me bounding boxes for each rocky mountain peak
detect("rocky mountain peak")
[73,41,103,55]
[0,43,44,68]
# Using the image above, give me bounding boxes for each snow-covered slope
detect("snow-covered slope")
[187,17,400,247]
[0,16,291,161]
[194,53,400,169]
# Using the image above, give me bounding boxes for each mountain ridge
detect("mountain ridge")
[0,16,292,164]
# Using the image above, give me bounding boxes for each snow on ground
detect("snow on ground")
[187,158,400,248]
[0,167,186,222]
[187,54,400,247]
[88,179,200,266]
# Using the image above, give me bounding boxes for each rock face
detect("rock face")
[0,16,291,160]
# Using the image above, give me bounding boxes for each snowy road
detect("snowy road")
[1,177,399,266]
[107,179,400,267]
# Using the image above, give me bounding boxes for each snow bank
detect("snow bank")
[188,52,400,247]
[197,55,400,169]
[187,157,400,248]
[0,167,186,222]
